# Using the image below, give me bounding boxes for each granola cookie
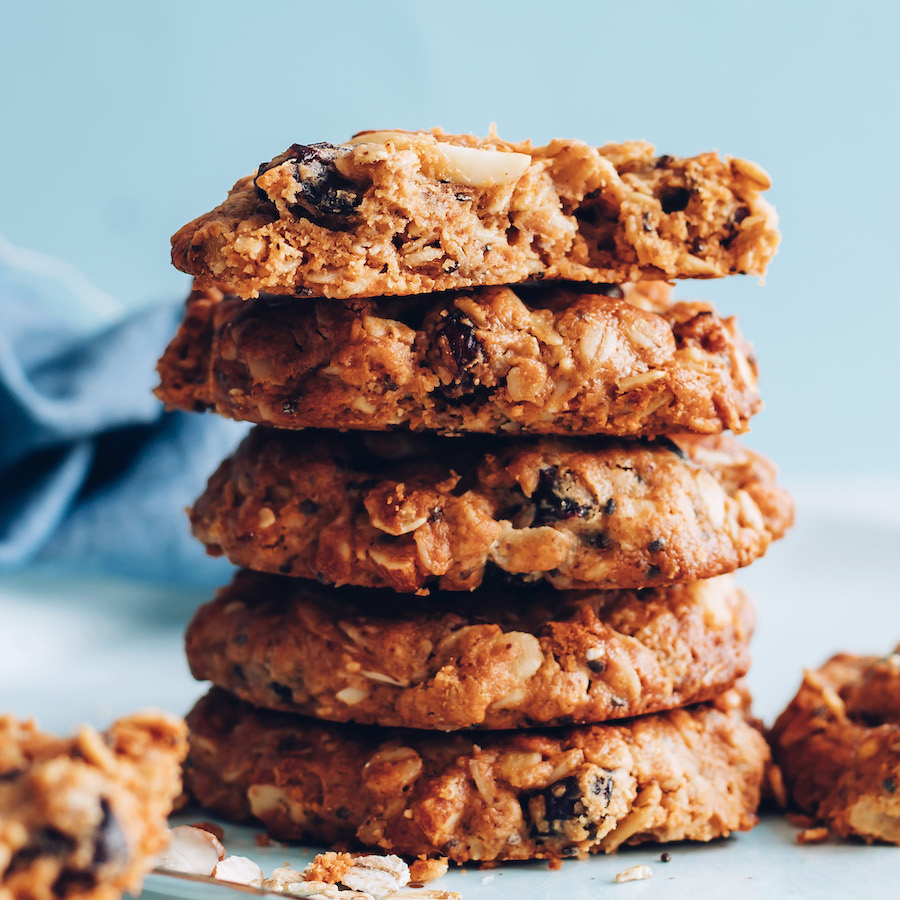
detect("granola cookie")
[0,712,187,900]
[155,280,760,437]
[190,429,792,592]
[171,130,779,300]
[186,571,754,730]
[770,648,900,844]
[184,687,768,862]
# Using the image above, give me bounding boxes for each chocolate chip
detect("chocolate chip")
[642,211,655,232]
[655,155,673,169]
[587,658,607,674]
[660,851,672,862]
[884,777,897,794]
[536,776,583,830]
[300,499,319,515]
[269,681,293,703]
[732,205,751,225]
[335,806,351,820]
[455,192,473,202]
[648,538,666,552]
[532,467,592,525]
[282,399,296,415]
[603,498,616,515]
[428,507,444,523]
[233,633,248,646]
[232,664,246,682]
[590,772,615,805]
[647,564,661,579]
[93,798,128,867]
[659,187,692,214]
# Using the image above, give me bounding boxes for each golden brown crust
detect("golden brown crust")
[0,713,187,900]
[186,571,754,730]
[171,131,779,299]
[155,281,760,437]
[770,649,900,844]
[184,687,768,862]
[190,428,793,593]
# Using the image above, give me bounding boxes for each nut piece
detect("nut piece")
[156,825,225,875]
[214,855,264,886]
[348,131,531,187]
[614,864,653,883]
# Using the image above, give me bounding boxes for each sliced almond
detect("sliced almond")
[348,130,531,187]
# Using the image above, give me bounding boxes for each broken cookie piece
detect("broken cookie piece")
[172,129,779,300]
[0,711,187,900]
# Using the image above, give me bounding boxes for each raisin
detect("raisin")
[269,681,293,703]
[52,871,97,897]
[256,143,362,227]
[438,310,482,371]
[93,798,128,866]
[526,771,614,838]
[532,468,592,525]
[584,532,611,551]
[659,187,692,214]
[732,205,751,225]
[587,658,607,674]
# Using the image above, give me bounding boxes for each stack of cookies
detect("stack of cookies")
[156,130,793,864]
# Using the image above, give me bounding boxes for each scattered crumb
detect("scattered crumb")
[190,821,225,842]
[786,813,817,829]
[615,865,653,884]
[255,832,272,847]
[547,858,563,871]
[409,858,449,883]
[303,851,356,884]
[797,826,830,845]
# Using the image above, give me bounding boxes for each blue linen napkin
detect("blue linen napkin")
[0,236,246,585]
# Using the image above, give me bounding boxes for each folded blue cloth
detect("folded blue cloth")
[0,236,246,585]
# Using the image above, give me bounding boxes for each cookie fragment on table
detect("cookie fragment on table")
[172,129,779,300]
[0,711,187,900]
[770,647,900,844]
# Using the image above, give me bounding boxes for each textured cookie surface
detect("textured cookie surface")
[0,712,187,900]
[172,130,779,299]
[770,649,900,844]
[185,688,768,862]
[156,281,760,437]
[186,571,754,730]
[190,429,793,592]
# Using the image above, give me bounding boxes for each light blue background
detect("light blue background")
[2,0,898,477]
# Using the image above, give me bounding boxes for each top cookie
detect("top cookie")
[172,130,779,299]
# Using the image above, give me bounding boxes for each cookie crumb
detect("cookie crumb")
[255,832,272,847]
[615,865,653,883]
[302,851,356,884]
[797,826,830,845]
[547,857,563,871]
[409,858,449,883]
